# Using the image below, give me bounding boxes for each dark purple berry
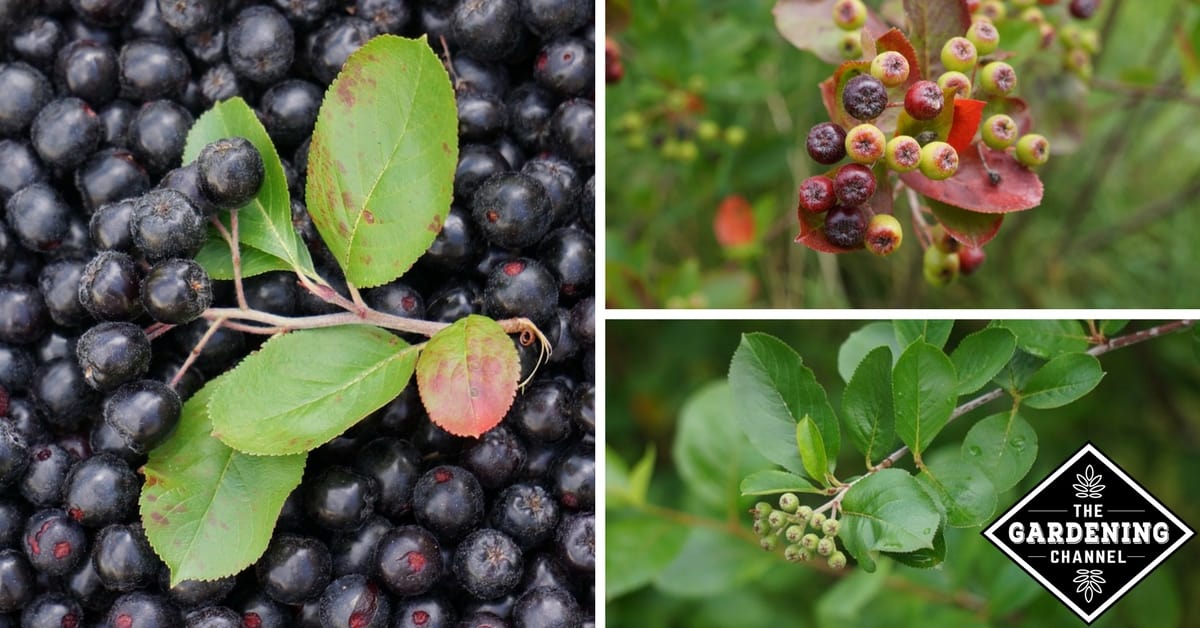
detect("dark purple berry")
[806,122,847,165]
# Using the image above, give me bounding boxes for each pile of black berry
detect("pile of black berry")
[0,0,595,626]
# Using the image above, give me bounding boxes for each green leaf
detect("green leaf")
[182,97,314,278]
[674,382,769,512]
[916,449,997,527]
[883,526,946,569]
[1099,320,1129,336]
[193,236,292,280]
[894,320,953,350]
[141,380,306,586]
[962,412,1037,492]
[951,327,1017,395]
[1020,352,1105,409]
[728,333,840,475]
[210,326,419,455]
[837,321,898,382]
[416,315,519,437]
[306,35,458,288]
[796,416,830,485]
[629,446,656,506]
[991,349,1045,394]
[841,468,940,555]
[842,346,895,466]
[739,470,823,496]
[607,510,687,600]
[993,320,1089,359]
[654,527,774,597]
[606,445,654,508]
[892,341,957,462]
[815,563,890,623]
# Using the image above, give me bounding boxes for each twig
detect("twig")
[169,316,226,389]
[144,322,175,341]
[200,307,543,339]
[208,215,247,310]
[904,185,933,250]
[1090,77,1200,107]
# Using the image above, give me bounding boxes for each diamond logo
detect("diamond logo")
[983,442,1194,624]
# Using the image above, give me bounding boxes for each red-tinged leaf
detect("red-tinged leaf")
[795,211,860,254]
[417,315,520,438]
[876,28,922,85]
[985,97,1034,135]
[774,0,890,65]
[895,86,957,142]
[900,147,1043,213]
[714,195,755,247]
[903,0,972,79]
[928,199,1003,248]
[946,98,986,153]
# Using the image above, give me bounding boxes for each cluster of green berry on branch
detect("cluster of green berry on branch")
[752,493,848,570]
[613,77,747,163]
[971,0,1104,81]
[790,0,1059,286]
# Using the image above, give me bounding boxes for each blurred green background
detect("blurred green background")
[606,0,1200,308]
[607,319,1200,626]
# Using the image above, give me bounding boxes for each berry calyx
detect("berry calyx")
[981,114,1019,150]
[809,511,827,530]
[979,62,1018,96]
[833,163,876,206]
[797,176,836,214]
[865,214,903,256]
[870,51,910,87]
[806,122,848,165]
[1015,133,1050,168]
[831,0,867,31]
[823,205,866,249]
[796,505,813,522]
[843,124,886,164]
[904,81,944,120]
[816,536,835,557]
[784,544,805,562]
[919,141,959,180]
[885,135,922,172]
[822,518,841,538]
[829,551,848,569]
[800,533,820,551]
[966,19,1000,55]
[937,71,972,99]
[778,493,800,514]
[842,74,888,121]
[766,510,787,530]
[785,526,805,544]
[940,36,978,72]
[753,502,773,520]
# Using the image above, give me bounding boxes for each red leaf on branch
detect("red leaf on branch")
[928,199,1003,248]
[901,146,1043,214]
[714,195,756,247]
[946,98,986,153]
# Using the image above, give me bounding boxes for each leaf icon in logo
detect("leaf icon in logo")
[1072,464,1105,498]
[1073,568,1106,603]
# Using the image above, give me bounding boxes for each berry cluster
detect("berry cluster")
[974,0,1103,80]
[0,0,595,626]
[751,494,847,570]
[613,78,747,162]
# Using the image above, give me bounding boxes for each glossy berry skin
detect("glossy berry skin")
[304,466,378,532]
[823,205,866,249]
[805,122,847,164]
[981,114,1018,150]
[185,606,243,628]
[158,162,218,216]
[79,250,143,321]
[55,39,119,106]
[31,97,102,170]
[391,594,456,628]
[228,5,294,85]
[919,141,959,180]
[513,586,582,628]
[93,523,159,591]
[490,483,559,549]
[318,574,389,628]
[0,548,34,612]
[842,74,888,121]
[833,163,876,206]
[23,508,87,576]
[865,214,903,256]
[453,528,523,601]
[885,135,922,172]
[329,515,391,578]
[118,39,190,101]
[131,188,207,261]
[106,591,184,628]
[453,0,523,60]
[460,425,526,490]
[63,453,138,527]
[958,246,987,275]
[237,590,291,628]
[472,172,552,249]
[89,202,134,254]
[556,512,594,573]
[0,62,52,137]
[19,592,84,628]
[0,283,49,346]
[538,226,594,300]
[373,525,442,597]
[256,534,333,605]
[128,99,194,175]
[483,258,559,328]
[140,258,212,324]
[0,423,30,490]
[259,79,322,149]
[352,437,421,519]
[6,183,70,254]
[413,465,484,542]
[103,379,183,453]
[75,148,151,212]
[197,136,265,209]
[31,358,98,431]
[1015,133,1050,168]
[904,80,943,120]
[77,321,151,391]
[511,379,572,443]
[553,442,594,511]
[940,36,977,72]
[1070,0,1099,19]
[0,139,48,202]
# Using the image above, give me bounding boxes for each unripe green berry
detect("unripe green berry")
[865,214,903,256]
[760,535,780,551]
[981,114,1018,150]
[979,61,1017,96]
[829,551,848,570]
[785,525,805,544]
[809,512,827,530]
[1015,133,1050,168]
[923,245,961,287]
[919,141,958,180]
[979,0,1005,20]
[937,71,972,99]
[822,518,841,538]
[831,0,867,31]
[753,519,770,537]
[966,19,1000,55]
[930,224,959,254]
[677,141,699,162]
[801,533,820,551]
[625,133,647,150]
[885,135,921,172]
[817,536,836,557]
[784,544,805,562]
[1020,7,1044,24]
[1079,29,1101,55]
[696,120,721,142]
[844,123,886,164]
[1064,48,1093,80]
[940,37,977,72]
[767,510,788,530]
[839,31,864,60]
[870,51,910,88]
[1060,24,1084,49]
[753,502,774,520]
[779,493,800,513]
[796,505,813,522]
[724,126,747,147]
[618,111,644,132]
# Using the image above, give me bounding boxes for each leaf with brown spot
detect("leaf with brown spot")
[417,316,520,438]
[140,378,306,587]
[307,35,458,288]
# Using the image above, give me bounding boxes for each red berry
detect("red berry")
[806,122,848,165]
[1069,0,1099,19]
[833,163,876,206]
[797,176,836,214]
[904,80,943,120]
[958,246,987,274]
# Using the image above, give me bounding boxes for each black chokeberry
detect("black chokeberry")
[196,136,265,209]
[118,39,190,101]
[373,525,442,597]
[92,522,159,591]
[130,188,207,260]
[412,465,484,542]
[520,0,590,38]
[833,163,876,207]
[806,121,847,165]
[76,321,151,391]
[453,528,523,600]
[198,63,240,107]
[305,17,372,85]
[128,99,195,175]
[0,422,30,490]
[507,83,557,151]
[489,483,559,549]
[158,0,220,36]
[19,592,84,628]
[0,140,48,203]
[22,508,87,576]
[99,99,137,148]
[72,0,136,28]
[458,92,507,143]
[534,37,592,97]
[259,79,322,150]
[455,145,510,203]
[9,15,65,73]
[364,281,425,321]
[483,257,558,327]
[426,280,484,323]
[236,589,293,628]
[55,39,119,106]
[512,586,581,628]
[185,606,243,628]
[555,512,593,573]
[472,172,553,249]
[30,97,102,171]
[553,441,594,511]
[823,204,866,249]
[318,574,390,628]
[5,183,70,254]
[461,425,526,489]
[329,515,390,578]
[0,62,52,137]
[75,148,151,212]
[228,5,294,85]
[140,258,212,324]
[303,466,379,532]
[157,162,218,216]
[31,358,98,431]
[256,534,333,605]
[106,591,185,627]
[0,283,49,345]
[842,73,888,121]
[65,552,118,612]
[538,226,593,300]
[63,453,138,527]
[37,261,88,328]
[357,0,410,35]
[391,594,456,628]
[352,437,421,519]
[102,379,183,452]
[510,379,572,443]
[164,573,237,611]
[0,548,34,612]
[453,0,523,60]
[78,250,143,321]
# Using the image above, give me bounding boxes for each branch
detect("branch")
[200,307,544,340]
